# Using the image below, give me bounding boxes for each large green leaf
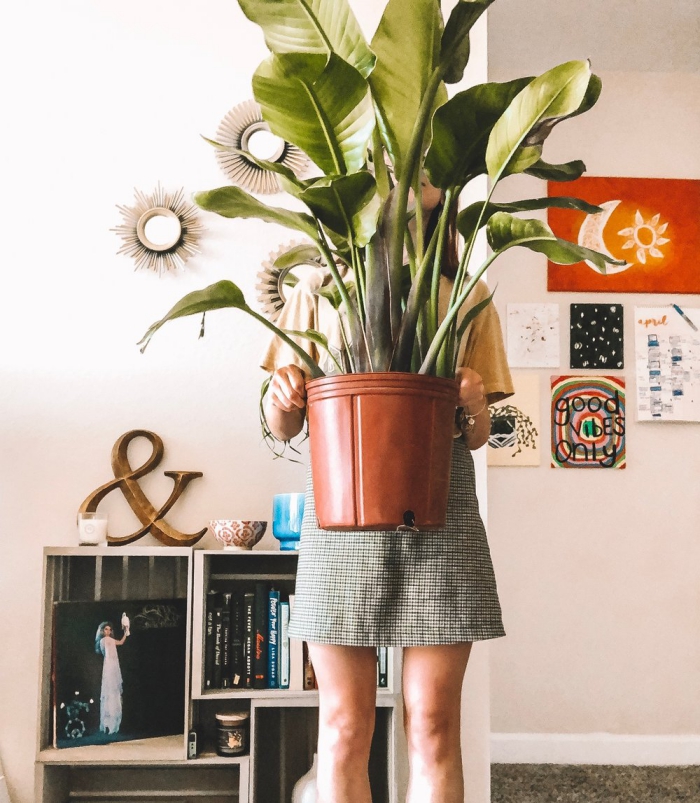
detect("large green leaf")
[440,0,494,84]
[194,186,317,237]
[291,172,380,247]
[485,61,592,183]
[238,0,376,78]
[424,78,531,189]
[253,52,375,175]
[369,0,443,178]
[486,212,623,272]
[525,159,586,182]
[457,196,602,243]
[138,280,324,377]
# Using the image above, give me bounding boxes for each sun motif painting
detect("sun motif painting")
[547,177,700,293]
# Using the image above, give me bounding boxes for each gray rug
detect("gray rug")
[491,764,700,802]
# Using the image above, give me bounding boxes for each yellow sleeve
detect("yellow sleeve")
[460,281,514,405]
[259,282,320,376]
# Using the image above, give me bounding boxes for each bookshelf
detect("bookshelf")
[36,547,402,803]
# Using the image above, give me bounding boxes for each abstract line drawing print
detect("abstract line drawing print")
[570,304,624,370]
[551,376,626,469]
[507,304,560,368]
[488,372,540,467]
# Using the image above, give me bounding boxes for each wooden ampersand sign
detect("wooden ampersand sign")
[79,430,207,546]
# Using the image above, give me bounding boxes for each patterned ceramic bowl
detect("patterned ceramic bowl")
[209,520,267,551]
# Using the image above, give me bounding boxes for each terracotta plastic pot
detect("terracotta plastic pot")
[305,372,459,530]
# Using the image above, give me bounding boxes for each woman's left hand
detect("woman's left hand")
[455,367,486,414]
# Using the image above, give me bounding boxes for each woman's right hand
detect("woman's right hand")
[269,365,308,412]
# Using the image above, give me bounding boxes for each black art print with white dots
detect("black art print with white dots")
[570,304,624,369]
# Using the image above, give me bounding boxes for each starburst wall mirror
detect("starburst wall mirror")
[213,99,309,194]
[112,184,204,275]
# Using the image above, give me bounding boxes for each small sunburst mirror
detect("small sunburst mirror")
[215,100,309,194]
[256,241,326,321]
[113,185,204,275]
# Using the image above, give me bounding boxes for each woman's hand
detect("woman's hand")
[269,365,307,412]
[265,365,308,442]
[455,367,491,450]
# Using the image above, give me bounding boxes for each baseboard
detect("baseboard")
[491,732,700,765]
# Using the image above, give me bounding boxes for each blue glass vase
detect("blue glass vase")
[272,493,305,551]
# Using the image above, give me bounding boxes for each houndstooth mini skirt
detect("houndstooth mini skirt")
[288,438,506,646]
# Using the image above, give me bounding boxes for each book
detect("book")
[302,641,317,690]
[253,582,269,689]
[243,592,255,689]
[279,600,290,690]
[288,594,304,692]
[230,593,244,688]
[213,596,224,689]
[377,646,388,688]
[268,590,280,689]
[204,591,217,691]
[221,592,232,689]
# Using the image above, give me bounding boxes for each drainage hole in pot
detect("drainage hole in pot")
[403,510,416,528]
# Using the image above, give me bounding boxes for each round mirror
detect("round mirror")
[246,128,286,162]
[136,208,183,252]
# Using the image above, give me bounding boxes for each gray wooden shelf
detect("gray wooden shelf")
[35,546,400,803]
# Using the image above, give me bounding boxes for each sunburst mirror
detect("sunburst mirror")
[256,241,327,322]
[112,184,204,275]
[215,100,309,194]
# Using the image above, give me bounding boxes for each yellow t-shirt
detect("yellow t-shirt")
[260,272,514,405]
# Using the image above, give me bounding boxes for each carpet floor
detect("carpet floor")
[491,764,700,802]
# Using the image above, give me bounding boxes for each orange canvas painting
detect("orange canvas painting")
[547,176,700,293]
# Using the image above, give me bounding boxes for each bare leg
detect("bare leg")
[307,643,378,803]
[402,643,473,803]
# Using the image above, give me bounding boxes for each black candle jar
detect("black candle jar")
[215,711,249,757]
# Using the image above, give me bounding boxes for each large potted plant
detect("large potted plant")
[139,0,618,529]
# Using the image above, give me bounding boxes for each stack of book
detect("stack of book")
[204,585,389,690]
[204,586,313,690]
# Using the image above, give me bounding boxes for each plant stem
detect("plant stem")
[246,307,325,378]
[388,68,444,295]
[419,249,502,375]
[372,127,391,200]
[428,189,454,340]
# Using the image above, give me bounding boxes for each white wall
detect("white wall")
[485,68,700,756]
[0,2,492,800]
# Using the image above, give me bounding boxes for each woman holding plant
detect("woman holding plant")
[139,1,617,800]
[262,176,512,803]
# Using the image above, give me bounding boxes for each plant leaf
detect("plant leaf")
[273,244,323,270]
[138,280,324,377]
[525,159,586,182]
[485,60,592,182]
[424,78,531,189]
[440,0,494,84]
[457,196,602,243]
[369,0,443,178]
[295,172,380,248]
[238,0,376,78]
[194,186,318,237]
[253,52,375,176]
[486,212,624,273]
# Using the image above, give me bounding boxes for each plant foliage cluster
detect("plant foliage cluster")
[140,0,620,380]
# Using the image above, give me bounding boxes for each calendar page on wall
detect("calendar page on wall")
[635,306,700,422]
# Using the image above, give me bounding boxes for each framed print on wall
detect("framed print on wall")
[547,176,700,294]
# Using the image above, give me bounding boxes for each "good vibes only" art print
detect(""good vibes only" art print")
[551,376,626,469]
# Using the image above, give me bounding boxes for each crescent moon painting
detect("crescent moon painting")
[547,176,700,293]
[577,200,632,275]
